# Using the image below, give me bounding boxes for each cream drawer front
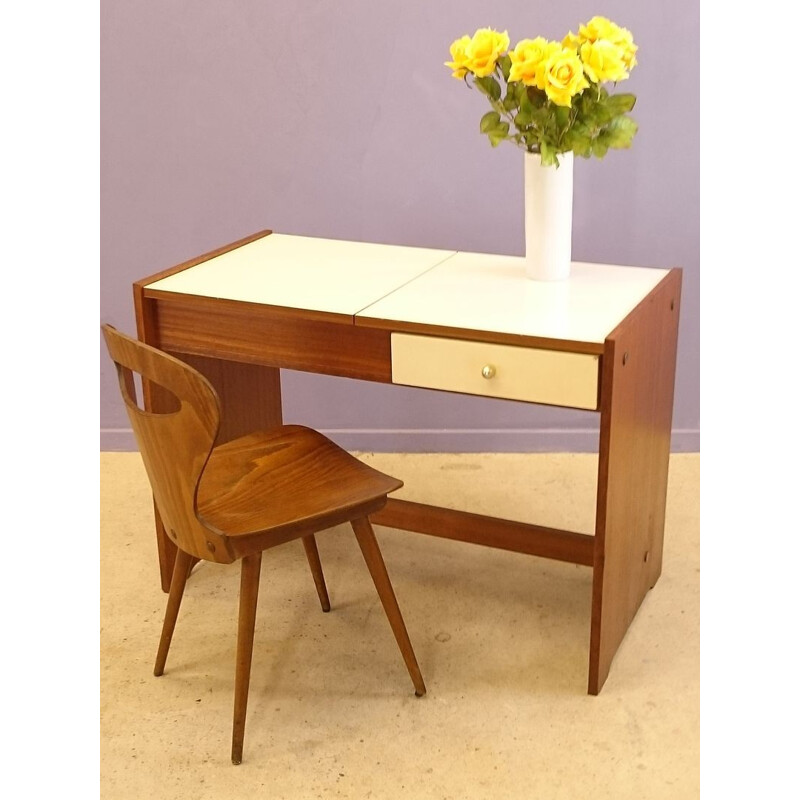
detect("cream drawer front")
[391,334,599,410]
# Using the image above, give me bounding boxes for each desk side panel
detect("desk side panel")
[590,269,682,694]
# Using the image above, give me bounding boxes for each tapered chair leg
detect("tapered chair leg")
[351,517,426,697]
[154,548,194,676]
[301,534,331,612]
[231,553,262,765]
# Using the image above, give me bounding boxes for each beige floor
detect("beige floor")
[100,451,699,799]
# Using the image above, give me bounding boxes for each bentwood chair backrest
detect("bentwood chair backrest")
[102,324,235,563]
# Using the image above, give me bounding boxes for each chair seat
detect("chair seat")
[197,425,403,543]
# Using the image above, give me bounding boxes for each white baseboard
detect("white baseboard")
[101,427,699,453]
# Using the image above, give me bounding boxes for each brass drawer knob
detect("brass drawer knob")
[481,364,496,380]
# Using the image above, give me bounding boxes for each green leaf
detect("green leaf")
[502,93,519,112]
[554,105,571,130]
[566,134,592,158]
[529,106,550,128]
[527,87,547,108]
[605,93,637,116]
[540,141,558,166]
[522,133,541,153]
[569,121,591,138]
[498,54,512,82]
[562,125,593,157]
[514,109,533,128]
[488,121,510,147]
[590,101,616,126]
[475,75,502,101]
[592,140,609,158]
[480,111,501,133]
[600,115,639,149]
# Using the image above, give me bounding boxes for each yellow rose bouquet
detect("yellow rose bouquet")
[446,17,639,166]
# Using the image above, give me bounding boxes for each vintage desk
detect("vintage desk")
[134,229,681,695]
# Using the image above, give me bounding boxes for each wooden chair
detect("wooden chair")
[102,324,426,764]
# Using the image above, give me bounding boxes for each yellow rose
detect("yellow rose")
[562,31,582,51]
[445,35,471,79]
[508,37,560,88]
[578,16,638,72]
[542,48,589,107]
[580,40,629,83]
[465,28,510,77]
[578,15,621,43]
[617,33,638,72]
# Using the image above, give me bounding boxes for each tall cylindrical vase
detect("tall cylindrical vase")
[523,150,574,281]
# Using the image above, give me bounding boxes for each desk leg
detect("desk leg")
[589,271,681,694]
[152,355,282,592]
[135,287,284,591]
[177,354,283,443]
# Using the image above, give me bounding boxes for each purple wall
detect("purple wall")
[101,1,699,452]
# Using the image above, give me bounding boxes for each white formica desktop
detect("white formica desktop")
[135,229,682,694]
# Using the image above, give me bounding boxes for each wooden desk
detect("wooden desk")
[134,229,682,695]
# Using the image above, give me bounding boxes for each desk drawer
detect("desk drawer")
[391,333,599,410]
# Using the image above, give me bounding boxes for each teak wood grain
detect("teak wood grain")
[176,353,283,444]
[372,498,594,566]
[102,324,425,764]
[148,293,394,383]
[589,269,682,695]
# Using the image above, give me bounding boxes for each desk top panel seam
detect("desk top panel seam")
[351,250,459,318]
[143,233,457,318]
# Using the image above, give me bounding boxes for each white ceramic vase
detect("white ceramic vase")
[523,150,574,281]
